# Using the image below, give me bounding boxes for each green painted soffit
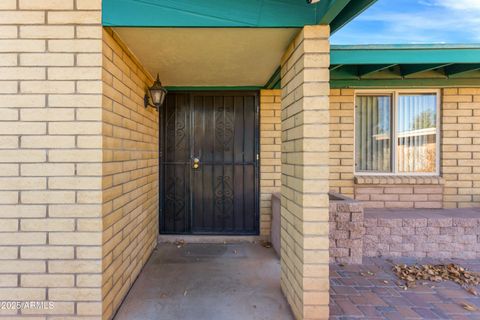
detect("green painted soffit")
[103,0,377,30]
[330,45,480,88]
[266,45,480,89]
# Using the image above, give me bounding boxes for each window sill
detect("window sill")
[354,175,444,185]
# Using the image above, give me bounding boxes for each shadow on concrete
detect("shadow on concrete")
[114,242,293,320]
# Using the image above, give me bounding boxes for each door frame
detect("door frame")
[158,90,260,235]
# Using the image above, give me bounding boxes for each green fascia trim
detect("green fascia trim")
[165,86,263,92]
[357,64,396,77]
[264,67,281,89]
[444,64,480,77]
[103,0,377,30]
[329,0,378,33]
[331,78,480,89]
[316,0,351,25]
[103,0,320,27]
[331,45,480,65]
[401,64,451,77]
[330,64,344,71]
[332,44,480,49]
[331,65,362,80]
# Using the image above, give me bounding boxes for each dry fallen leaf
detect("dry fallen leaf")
[467,287,478,296]
[175,239,186,248]
[260,241,272,248]
[392,263,480,293]
[461,302,477,312]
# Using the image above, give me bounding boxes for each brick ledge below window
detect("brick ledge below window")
[354,175,444,185]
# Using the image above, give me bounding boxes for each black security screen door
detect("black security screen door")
[160,92,259,235]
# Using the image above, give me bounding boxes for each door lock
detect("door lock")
[192,158,200,169]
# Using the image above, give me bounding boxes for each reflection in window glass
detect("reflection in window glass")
[397,94,437,173]
[355,95,392,172]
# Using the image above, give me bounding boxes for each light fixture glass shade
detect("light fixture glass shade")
[148,74,167,108]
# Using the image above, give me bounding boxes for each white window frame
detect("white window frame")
[354,89,441,176]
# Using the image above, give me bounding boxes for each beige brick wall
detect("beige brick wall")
[329,89,355,198]
[280,25,330,320]
[0,0,103,318]
[355,182,443,209]
[260,89,282,236]
[442,88,480,208]
[329,88,480,209]
[101,28,159,319]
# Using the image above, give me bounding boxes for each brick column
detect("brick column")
[280,25,331,320]
[0,0,103,318]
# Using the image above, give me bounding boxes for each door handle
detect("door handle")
[192,158,200,169]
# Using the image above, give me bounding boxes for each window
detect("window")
[355,90,439,175]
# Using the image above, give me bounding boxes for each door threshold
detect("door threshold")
[157,234,267,244]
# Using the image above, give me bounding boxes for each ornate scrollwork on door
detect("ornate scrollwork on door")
[215,105,234,151]
[166,108,176,154]
[214,175,233,219]
[165,174,186,223]
[166,105,187,155]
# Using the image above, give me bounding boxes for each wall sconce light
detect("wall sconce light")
[144,74,167,111]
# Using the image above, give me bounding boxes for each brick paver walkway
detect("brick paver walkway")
[330,257,480,319]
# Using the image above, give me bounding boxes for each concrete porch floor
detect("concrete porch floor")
[114,242,293,320]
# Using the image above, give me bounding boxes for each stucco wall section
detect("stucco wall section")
[280,25,330,320]
[442,88,480,208]
[0,0,103,318]
[260,89,282,237]
[101,28,159,319]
